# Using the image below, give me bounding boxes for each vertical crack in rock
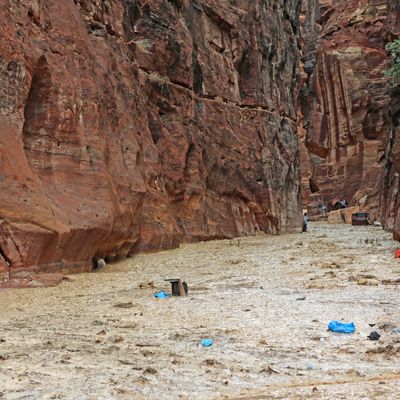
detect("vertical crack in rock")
[0,245,11,280]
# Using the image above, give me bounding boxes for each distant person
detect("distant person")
[302,213,308,232]
[318,201,327,217]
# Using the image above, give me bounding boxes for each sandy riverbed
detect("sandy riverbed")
[1,223,400,399]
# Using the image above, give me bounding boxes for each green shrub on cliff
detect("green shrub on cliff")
[103,0,110,12]
[385,39,400,85]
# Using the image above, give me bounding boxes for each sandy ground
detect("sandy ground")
[1,223,400,399]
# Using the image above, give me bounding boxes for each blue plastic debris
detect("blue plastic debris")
[328,320,356,334]
[306,362,314,370]
[200,338,213,347]
[154,291,170,299]
[392,328,400,334]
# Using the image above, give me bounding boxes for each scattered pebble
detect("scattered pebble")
[113,302,133,309]
[367,331,381,341]
[357,278,368,286]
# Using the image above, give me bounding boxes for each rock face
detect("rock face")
[299,0,393,216]
[327,206,359,225]
[380,0,400,239]
[0,0,302,278]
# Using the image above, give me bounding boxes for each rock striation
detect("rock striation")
[299,0,393,216]
[0,0,302,280]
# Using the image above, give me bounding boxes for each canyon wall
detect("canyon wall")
[0,0,302,279]
[380,0,400,238]
[299,0,393,216]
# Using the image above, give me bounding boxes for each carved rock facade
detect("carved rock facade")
[299,0,393,216]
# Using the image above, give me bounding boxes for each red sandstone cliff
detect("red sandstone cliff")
[300,0,393,216]
[0,0,303,279]
[380,0,400,239]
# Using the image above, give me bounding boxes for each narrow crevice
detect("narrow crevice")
[169,77,192,91]
[0,246,11,267]
[138,66,297,122]
[193,55,204,94]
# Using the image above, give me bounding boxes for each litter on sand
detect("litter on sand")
[154,291,170,299]
[164,278,188,296]
[200,338,213,347]
[367,331,381,341]
[328,320,356,333]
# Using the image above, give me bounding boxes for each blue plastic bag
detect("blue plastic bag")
[200,338,213,347]
[328,320,356,333]
[154,291,170,299]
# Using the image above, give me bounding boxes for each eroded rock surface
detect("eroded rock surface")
[0,0,302,279]
[300,1,393,216]
[380,0,400,239]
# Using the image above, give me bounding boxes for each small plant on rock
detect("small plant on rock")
[148,72,171,86]
[384,39,400,85]
[134,39,153,54]
[103,0,110,12]
[148,72,171,96]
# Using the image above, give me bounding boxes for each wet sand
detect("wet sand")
[1,223,400,399]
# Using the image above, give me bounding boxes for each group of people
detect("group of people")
[302,196,348,233]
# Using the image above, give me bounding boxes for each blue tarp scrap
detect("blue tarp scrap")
[154,291,170,299]
[328,320,356,333]
[200,338,213,347]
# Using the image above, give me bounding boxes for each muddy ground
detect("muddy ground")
[1,223,400,399]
